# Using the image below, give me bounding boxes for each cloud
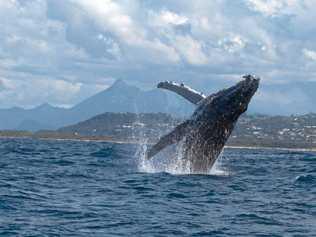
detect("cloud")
[0,77,82,106]
[218,35,247,54]
[71,0,142,45]
[70,0,180,64]
[172,35,208,65]
[303,48,316,61]
[152,10,188,26]
[246,0,299,17]
[0,76,107,108]
[0,0,316,114]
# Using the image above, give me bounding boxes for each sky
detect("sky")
[0,0,316,115]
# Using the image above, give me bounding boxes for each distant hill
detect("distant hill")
[56,112,316,149]
[0,80,193,131]
[58,112,180,142]
[228,113,316,149]
[0,103,68,131]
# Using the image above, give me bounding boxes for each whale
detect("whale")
[146,75,260,173]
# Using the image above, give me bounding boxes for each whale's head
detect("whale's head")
[216,74,259,121]
[198,75,260,123]
[226,74,259,115]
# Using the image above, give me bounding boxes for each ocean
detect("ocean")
[0,138,315,236]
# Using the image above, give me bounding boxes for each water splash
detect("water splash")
[136,138,155,173]
[162,140,191,175]
[136,139,190,174]
[209,149,229,176]
[136,139,229,176]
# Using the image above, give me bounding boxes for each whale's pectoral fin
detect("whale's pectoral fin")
[157,81,205,105]
[146,120,190,159]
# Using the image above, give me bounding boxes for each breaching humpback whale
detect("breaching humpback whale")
[146,75,260,173]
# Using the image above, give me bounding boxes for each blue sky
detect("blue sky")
[0,0,316,114]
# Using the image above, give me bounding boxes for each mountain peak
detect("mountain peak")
[36,103,53,109]
[110,79,129,89]
[33,103,56,111]
[104,79,141,95]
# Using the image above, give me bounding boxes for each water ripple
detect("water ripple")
[0,138,315,236]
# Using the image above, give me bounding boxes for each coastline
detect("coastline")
[0,135,315,153]
[224,145,316,153]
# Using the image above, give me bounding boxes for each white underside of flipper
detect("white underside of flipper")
[157,81,205,105]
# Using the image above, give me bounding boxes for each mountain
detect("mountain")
[0,80,193,131]
[15,119,53,132]
[0,103,68,131]
[68,80,193,121]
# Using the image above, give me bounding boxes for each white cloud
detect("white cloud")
[0,0,88,72]
[303,48,316,61]
[72,0,142,45]
[0,0,316,113]
[218,35,247,53]
[97,34,122,59]
[72,0,180,64]
[246,0,299,17]
[152,10,188,26]
[0,76,108,108]
[0,77,81,107]
[148,10,209,65]
[173,35,208,65]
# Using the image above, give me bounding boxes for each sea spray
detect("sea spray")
[131,96,195,174]
[136,139,190,174]
[135,138,155,173]
[209,148,229,176]
[164,139,191,174]
[136,137,228,175]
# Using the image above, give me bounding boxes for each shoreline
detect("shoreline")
[224,145,316,152]
[0,135,315,153]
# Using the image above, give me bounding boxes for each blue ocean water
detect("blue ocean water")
[0,138,315,236]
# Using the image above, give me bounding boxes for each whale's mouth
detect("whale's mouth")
[229,74,260,114]
[242,74,260,99]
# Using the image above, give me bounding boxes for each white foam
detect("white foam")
[136,140,229,176]
[136,139,188,174]
[209,155,229,176]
